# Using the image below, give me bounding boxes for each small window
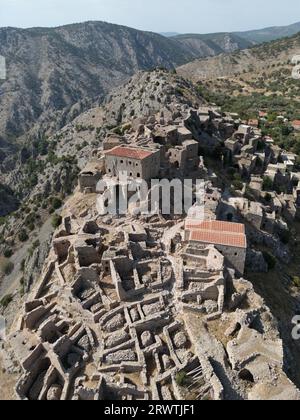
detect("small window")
[130,172,133,177]
[129,161,132,165]
[120,160,124,164]
[108,169,111,173]
[137,173,141,178]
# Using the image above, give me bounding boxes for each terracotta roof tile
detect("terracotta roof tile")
[105,146,153,160]
[185,220,245,234]
[189,229,246,249]
[186,220,246,248]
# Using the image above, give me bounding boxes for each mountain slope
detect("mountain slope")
[177,32,300,82]
[0,21,193,145]
[160,32,180,37]
[174,32,254,58]
[177,32,300,135]
[0,68,205,227]
[236,21,300,43]
[171,21,300,58]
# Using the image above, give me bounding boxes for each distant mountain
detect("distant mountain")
[160,32,180,37]
[174,32,254,59]
[177,31,300,82]
[0,21,194,146]
[170,21,300,58]
[1,18,300,217]
[235,21,300,44]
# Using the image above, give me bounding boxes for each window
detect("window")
[129,161,132,165]
[137,173,141,178]
[129,172,133,177]
[120,160,124,164]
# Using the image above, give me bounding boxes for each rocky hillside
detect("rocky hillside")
[177,32,300,154]
[177,32,300,82]
[174,33,254,59]
[168,21,300,58]
[0,69,205,252]
[0,21,195,172]
[235,21,300,44]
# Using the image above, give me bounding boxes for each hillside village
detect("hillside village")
[1,77,300,400]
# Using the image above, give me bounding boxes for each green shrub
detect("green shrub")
[263,252,276,270]
[293,276,300,288]
[52,214,62,229]
[20,259,26,272]
[3,248,13,258]
[279,230,291,245]
[51,197,62,210]
[28,223,35,232]
[232,180,244,191]
[263,176,273,191]
[264,193,272,202]
[0,259,14,276]
[226,167,236,178]
[0,294,13,308]
[18,229,29,242]
[32,240,40,249]
[175,371,189,387]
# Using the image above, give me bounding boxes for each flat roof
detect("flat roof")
[105,146,154,160]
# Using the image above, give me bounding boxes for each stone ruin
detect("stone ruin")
[2,104,300,401]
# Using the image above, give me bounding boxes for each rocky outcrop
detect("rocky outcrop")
[246,249,268,273]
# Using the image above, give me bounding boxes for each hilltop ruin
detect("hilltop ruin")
[1,91,300,401]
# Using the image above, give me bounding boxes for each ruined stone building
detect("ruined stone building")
[104,146,161,181]
[79,160,105,193]
[185,220,247,275]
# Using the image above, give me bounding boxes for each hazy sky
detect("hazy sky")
[1,0,300,33]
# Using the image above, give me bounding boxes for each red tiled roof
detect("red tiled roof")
[189,229,247,248]
[186,220,246,248]
[248,119,258,125]
[105,146,153,160]
[185,220,245,234]
[259,111,267,117]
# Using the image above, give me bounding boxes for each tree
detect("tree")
[0,294,13,308]
[263,252,276,271]
[3,248,13,258]
[18,229,29,242]
[52,214,62,229]
[263,176,273,191]
[0,258,14,276]
[51,197,62,210]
